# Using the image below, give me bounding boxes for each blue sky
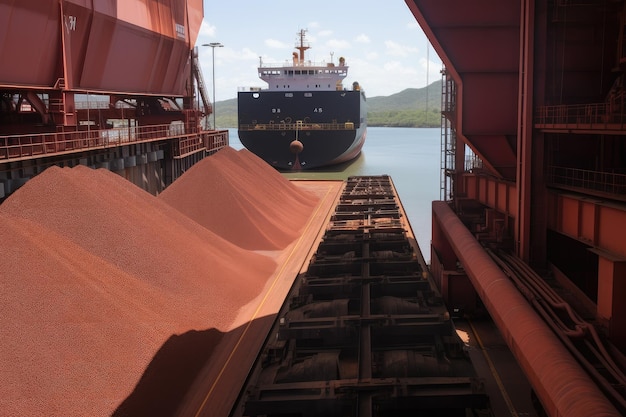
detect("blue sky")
[197,0,442,101]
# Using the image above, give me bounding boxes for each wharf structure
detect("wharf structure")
[406,0,626,416]
[0,0,228,199]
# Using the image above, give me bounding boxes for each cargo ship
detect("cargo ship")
[237,30,367,170]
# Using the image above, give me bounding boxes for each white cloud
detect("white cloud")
[265,38,290,49]
[385,40,420,57]
[420,56,444,85]
[240,47,261,61]
[326,39,350,50]
[199,20,216,38]
[383,60,418,76]
[355,34,370,43]
[406,20,420,30]
[365,51,378,60]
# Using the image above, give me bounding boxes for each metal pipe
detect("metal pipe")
[432,201,620,417]
[490,250,626,412]
[493,251,626,409]
[501,251,626,382]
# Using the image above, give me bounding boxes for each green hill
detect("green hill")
[212,79,442,128]
[367,79,442,127]
[212,97,237,129]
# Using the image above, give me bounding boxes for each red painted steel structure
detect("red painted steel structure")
[406,0,626,332]
[432,200,620,417]
[407,0,626,415]
[0,0,203,95]
[0,0,227,198]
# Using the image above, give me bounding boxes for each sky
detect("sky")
[197,0,442,102]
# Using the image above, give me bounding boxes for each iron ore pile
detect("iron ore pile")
[0,147,319,416]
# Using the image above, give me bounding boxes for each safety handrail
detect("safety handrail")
[548,165,626,196]
[0,124,227,161]
[535,103,626,127]
[239,122,356,131]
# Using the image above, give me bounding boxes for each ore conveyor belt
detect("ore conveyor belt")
[231,175,493,417]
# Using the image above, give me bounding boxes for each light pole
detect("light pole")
[202,42,223,129]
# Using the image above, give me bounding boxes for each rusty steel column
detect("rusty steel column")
[516,0,534,262]
[432,201,620,417]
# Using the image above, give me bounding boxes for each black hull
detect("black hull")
[238,90,367,170]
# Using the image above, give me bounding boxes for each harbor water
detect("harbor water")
[228,127,441,262]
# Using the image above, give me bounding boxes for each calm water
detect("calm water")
[227,127,441,261]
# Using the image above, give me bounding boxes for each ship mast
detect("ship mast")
[295,29,310,64]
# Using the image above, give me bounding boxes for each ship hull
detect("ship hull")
[238,90,367,170]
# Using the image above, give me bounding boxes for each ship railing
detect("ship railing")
[547,165,626,199]
[259,61,347,70]
[237,86,263,92]
[239,122,356,131]
[535,103,626,130]
[0,124,228,162]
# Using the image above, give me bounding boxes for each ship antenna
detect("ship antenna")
[295,29,310,63]
[330,51,334,64]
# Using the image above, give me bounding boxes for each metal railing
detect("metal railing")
[0,124,227,161]
[465,148,484,172]
[175,130,228,158]
[535,103,626,128]
[239,121,356,131]
[548,165,626,196]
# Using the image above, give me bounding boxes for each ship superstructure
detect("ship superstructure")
[258,30,348,92]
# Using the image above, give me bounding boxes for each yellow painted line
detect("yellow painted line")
[469,319,519,417]
[193,183,337,417]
